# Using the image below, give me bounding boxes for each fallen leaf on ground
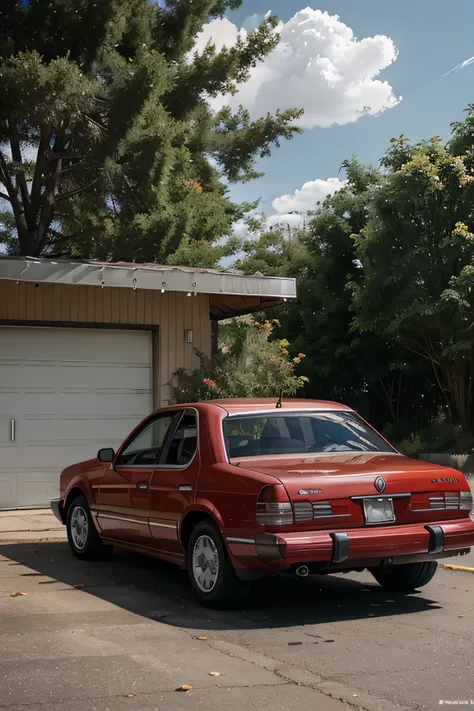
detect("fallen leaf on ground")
[73,584,85,589]
[208,672,221,677]
[176,685,193,692]
[10,591,27,597]
[127,694,136,697]
[458,615,465,619]
[197,636,208,641]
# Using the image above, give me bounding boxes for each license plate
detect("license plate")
[363,497,395,524]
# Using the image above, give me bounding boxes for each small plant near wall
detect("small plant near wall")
[171,315,308,403]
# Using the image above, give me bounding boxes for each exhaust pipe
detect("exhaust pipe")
[296,565,310,578]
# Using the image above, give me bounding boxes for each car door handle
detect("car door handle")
[137,482,148,490]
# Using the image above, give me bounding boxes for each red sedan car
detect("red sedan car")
[51,399,474,606]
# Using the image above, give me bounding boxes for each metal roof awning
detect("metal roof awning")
[0,257,296,320]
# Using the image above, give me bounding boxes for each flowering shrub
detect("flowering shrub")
[171,315,308,403]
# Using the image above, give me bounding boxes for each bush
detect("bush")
[396,422,474,457]
[171,315,309,403]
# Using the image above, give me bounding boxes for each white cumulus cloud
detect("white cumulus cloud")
[194,7,400,128]
[267,176,344,228]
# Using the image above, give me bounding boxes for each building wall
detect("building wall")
[0,280,211,407]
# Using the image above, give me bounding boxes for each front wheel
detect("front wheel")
[187,521,250,608]
[371,561,438,592]
[67,495,112,560]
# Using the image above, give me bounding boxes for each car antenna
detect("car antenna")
[276,388,283,409]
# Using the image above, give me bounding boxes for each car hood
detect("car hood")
[235,452,468,498]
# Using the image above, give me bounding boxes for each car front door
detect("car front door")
[148,409,200,562]
[96,412,179,547]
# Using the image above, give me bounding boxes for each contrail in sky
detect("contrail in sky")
[441,54,474,78]
[421,53,474,90]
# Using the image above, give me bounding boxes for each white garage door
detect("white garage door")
[0,327,153,509]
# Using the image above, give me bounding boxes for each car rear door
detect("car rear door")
[96,412,179,547]
[148,409,200,562]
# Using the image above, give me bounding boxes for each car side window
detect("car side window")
[116,414,177,467]
[162,411,198,467]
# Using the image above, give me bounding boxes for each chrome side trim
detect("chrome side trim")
[351,493,410,500]
[149,521,177,529]
[98,513,148,525]
[226,537,256,544]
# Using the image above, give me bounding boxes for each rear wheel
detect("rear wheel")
[187,521,250,608]
[371,561,438,592]
[67,495,112,560]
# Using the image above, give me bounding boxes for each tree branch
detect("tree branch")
[0,151,30,249]
[30,131,52,211]
[55,178,99,203]
[34,129,67,255]
[0,191,11,202]
[8,114,31,215]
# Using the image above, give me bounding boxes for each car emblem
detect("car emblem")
[374,476,386,494]
[431,477,458,483]
[298,488,322,495]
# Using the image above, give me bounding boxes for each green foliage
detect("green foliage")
[171,315,308,402]
[351,136,474,427]
[236,160,440,431]
[0,0,301,259]
[397,424,474,458]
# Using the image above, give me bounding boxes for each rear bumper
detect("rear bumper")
[50,498,65,525]
[227,518,474,574]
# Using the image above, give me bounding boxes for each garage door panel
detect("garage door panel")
[0,329,151,363]
[0,392,151,418]
[0,479,15,510]
[0,327,153,508]
[0,362,151,393]
[0,441,124,470]
[17,474,59,509]
[6,417,142,444]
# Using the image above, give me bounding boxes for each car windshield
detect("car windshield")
[223,411,394,458]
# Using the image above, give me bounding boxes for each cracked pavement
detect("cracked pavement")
[1,541,473,711]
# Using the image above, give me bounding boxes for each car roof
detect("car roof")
[206,398,352,416]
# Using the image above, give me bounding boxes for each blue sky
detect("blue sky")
[209,0,474,216]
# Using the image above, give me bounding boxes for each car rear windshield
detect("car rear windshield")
[223,411,394,459]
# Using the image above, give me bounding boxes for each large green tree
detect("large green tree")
[351,136,474,427]
[236,159,442,434]
[0,0,302,259]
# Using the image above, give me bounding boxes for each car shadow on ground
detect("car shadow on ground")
[0,541,441,631]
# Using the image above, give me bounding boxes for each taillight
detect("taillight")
[256,485,293,526]
[428,491,473,511]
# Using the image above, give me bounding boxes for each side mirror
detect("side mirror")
[98,448,115,463]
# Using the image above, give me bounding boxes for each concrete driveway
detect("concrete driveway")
[1,538,474,711]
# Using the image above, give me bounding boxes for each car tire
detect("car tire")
[187,521,250,608]
[67,495,112,560]
[371,561,438,592]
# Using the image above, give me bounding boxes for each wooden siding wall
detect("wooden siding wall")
[0,281,211,407]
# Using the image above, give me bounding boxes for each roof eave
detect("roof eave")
[0,258,296,302]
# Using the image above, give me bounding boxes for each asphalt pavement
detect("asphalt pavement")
[1,539,474,711]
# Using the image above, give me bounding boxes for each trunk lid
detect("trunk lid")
[235,452,470,529]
